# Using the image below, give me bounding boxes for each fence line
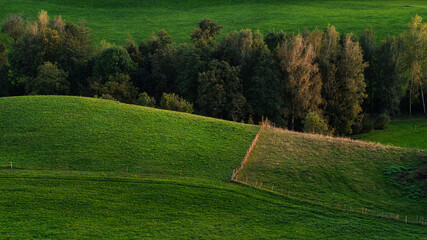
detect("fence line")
[231,121,267,180]
[229,121,426,226]
[231,177,427,226]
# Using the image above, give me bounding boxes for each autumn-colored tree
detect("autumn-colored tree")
[1,13,26,44]
[278,34,322,130]
[402,15,427,114]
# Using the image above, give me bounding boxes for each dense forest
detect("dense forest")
[0,11,426,135]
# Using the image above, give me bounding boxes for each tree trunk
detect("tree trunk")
[421,85,426,114]
[409,76,412,116]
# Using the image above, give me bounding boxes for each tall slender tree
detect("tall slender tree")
[278,34,322,130]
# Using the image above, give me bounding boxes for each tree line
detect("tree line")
[1,11,426,135]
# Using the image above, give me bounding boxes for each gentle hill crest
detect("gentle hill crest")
[0,95,259,180]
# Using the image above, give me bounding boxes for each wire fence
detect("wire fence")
[2,160,426,226]
[230,121,426,226]
[231,177,427,226]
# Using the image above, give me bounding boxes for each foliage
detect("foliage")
[303,112,330,135]
[1,13,25,43]
[401,15,427,114]
[136,92,156,107]
[159,92,193,113]
[319,27,367,135]
[374,113,390,130]
[375,36,406,115]
[359,28,377,115]
[2,11,427,133]
[278,34,322,130]
[93,46,136,80]
[191,18,222,46]
[26,61,69,95]
[90,73,138,103]
[99,93,117,101]
[383,165,425,199]
[197,60,247,121]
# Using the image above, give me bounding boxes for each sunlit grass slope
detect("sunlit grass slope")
[353,117,427,150]
[0,96,259,181]
[239,126,427,216]
[1,0,426,44]
[0,173,426,239]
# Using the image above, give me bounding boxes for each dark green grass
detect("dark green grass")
[1,0,426,44]
[0,172,426,239]
[352,117,427,150]
[0,96,259,181]
[239,126,427,216]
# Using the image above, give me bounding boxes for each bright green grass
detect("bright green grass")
[238,126,427,216]
[352,117,427,150]
[0,96,259,181]
[1,0,426,44]
[0,172,426,239]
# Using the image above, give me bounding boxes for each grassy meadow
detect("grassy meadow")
[0,96,259,181]
[352,117,427,150]
[1,172,426,239]
[1,0,427,44]
[0,96,426,238]
[238,126,427,216]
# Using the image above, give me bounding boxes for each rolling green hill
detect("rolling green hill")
[238,126,427,216]
[0,96,426,238]
[1,0,426,44]
[0,96,259,181]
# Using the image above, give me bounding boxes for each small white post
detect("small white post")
[10,161,12,169]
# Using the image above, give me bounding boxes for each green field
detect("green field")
[1,0,426,44]
[238,126,427,216]
[1,96,426,238]
[0,96,259,181]
[352,117,427,150]
[1,173,427,239]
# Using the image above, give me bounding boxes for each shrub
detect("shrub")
[136,92,156,107]
[93,46,136,80]
[160,93,193,113]
[90,73,138,104]
[26,61,69,95]
[99,94,117,101]
[303,112,329,135]
[374,113,390,130]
